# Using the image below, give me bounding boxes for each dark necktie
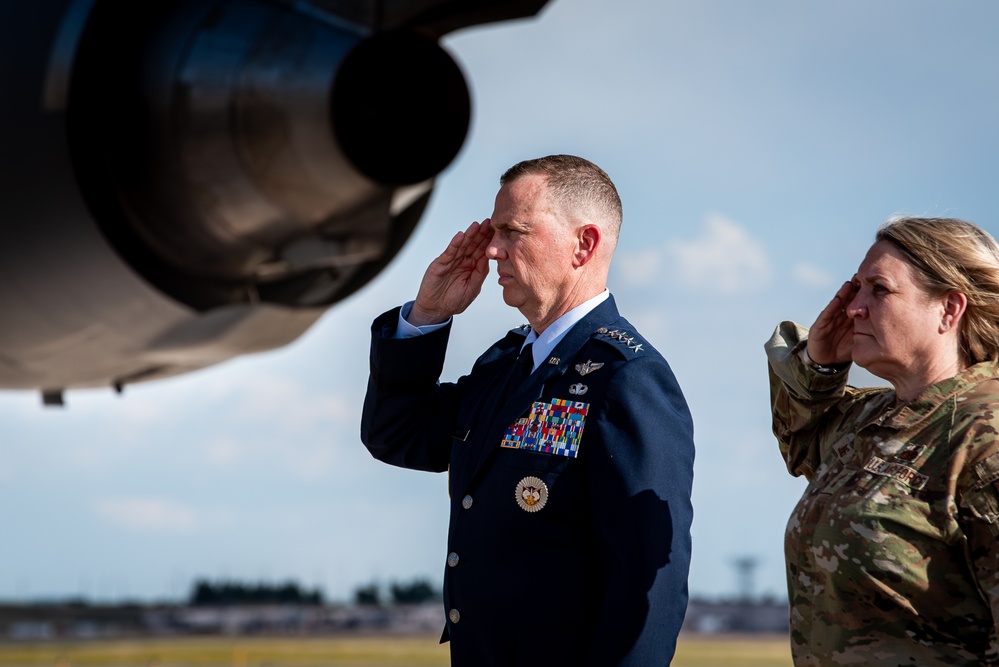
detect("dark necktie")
[503,342,535,401]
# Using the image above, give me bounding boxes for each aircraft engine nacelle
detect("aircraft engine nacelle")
[0,0,548,404]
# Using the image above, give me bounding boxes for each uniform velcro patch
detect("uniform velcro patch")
[863,455,929,490]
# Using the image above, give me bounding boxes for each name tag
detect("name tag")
[500,398,588,458]
[863,455,929,490]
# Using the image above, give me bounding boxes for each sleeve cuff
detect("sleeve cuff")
[396,301,452,339]
[799,347,850,376]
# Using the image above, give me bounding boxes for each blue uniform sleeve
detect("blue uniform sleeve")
[396,300,452,338]
[585,354,695,665]
[360,307,461,473]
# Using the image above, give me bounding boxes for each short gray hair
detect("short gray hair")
[500,155,622,241]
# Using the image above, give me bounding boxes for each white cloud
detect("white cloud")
[200,432,346,480]
[616,248,666,287]
[665,214,773,294]
[204,437,242,465]
[792,262,836,289]
[185,374,366,480]
[95,497,199,534]
[223,376,356,430]
[614,214,773,294]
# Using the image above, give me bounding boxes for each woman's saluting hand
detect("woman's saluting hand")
[807,279,859,366]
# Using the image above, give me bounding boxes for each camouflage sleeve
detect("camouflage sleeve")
[960,442,999,642]
[764,321,852,480]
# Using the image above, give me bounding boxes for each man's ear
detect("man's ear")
[573,225,601,268]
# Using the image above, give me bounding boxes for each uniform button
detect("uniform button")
[449,608,461,624]
[447,552,460,567]
[462,495,474,509]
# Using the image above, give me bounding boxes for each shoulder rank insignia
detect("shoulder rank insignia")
[596,328,643,352]
[575,360,604,376]
[515,476,548,512]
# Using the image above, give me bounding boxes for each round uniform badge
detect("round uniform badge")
[515,476,549,513]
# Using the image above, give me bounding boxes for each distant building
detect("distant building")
[1,597,787,639]
[682,597,789,634]
[8,621,55,640]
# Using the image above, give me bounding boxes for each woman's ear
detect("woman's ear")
[941,291,968,333]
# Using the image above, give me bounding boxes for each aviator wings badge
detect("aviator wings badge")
[574,360,604,377]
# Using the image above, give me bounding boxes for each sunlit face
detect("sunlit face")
[846,241,947,383]
[486,174,578,318]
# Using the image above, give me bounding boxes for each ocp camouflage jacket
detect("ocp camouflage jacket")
[767,320,999,666]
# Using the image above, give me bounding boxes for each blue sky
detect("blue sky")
[3,0,999,604]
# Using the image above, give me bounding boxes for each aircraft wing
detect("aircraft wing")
[0,0,549,405]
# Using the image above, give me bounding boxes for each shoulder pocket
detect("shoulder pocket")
[964,451,999,537]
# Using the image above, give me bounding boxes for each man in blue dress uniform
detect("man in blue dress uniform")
[361,155,694,665]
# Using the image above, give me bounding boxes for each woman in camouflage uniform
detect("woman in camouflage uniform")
[766,217,999,666]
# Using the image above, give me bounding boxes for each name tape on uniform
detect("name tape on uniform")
[863,455,929,490]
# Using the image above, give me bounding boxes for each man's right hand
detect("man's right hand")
[408,219,494,326]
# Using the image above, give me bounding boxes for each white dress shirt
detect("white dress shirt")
[396,290,610,372]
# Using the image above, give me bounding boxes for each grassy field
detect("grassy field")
[0,633,792,666]
[675,634,792,667]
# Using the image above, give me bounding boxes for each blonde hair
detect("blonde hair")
[877,216,999,363]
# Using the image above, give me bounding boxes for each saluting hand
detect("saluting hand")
[807,280,858,366]
[409,219,494,326]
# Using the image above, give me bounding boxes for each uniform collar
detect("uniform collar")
[521,291,610,371]
[859,360,999,430]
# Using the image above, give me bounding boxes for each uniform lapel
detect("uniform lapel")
[468,296,622,482]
